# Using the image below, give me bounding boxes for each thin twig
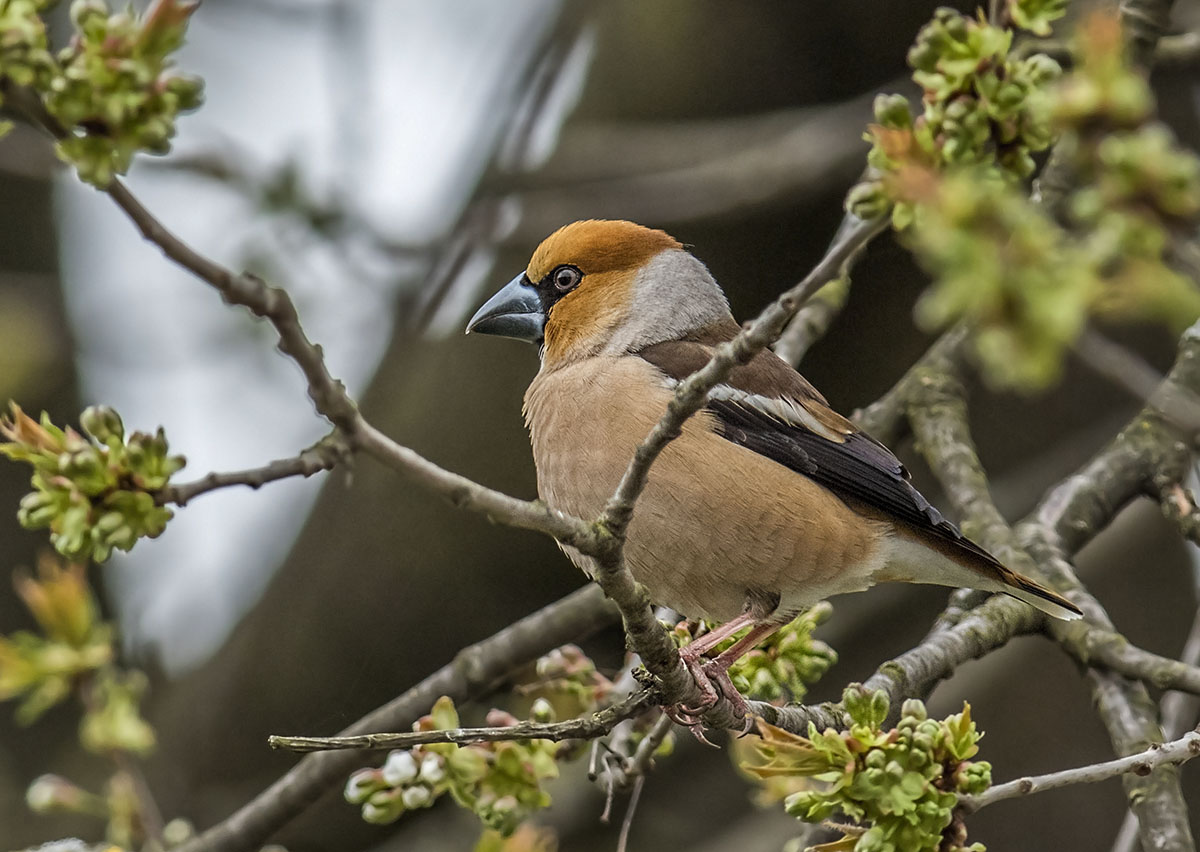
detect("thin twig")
[615,774,645,852]
[156,434,348,506]
[267,689,656,753]
[627,712,674,778]
[959,728,1200,813]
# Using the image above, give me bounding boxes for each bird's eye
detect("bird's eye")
[552,265,582,292]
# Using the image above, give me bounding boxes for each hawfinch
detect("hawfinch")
[467,219,1081,712]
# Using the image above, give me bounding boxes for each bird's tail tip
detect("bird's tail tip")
[1005,574,1082,621]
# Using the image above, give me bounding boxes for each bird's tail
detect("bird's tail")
[882,527,1083,621]
[992,566,1082,621]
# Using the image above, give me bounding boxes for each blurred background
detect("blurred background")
[3,0,1200,849]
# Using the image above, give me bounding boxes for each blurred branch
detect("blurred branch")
[1074,328,1166,404]
[177,584,617,852]
[1014,30,1200,65]
[506,94,878,237]
[774,213,876,367]
[156,433,349,506]
[267,688,657,753]
[958,726,1200,813]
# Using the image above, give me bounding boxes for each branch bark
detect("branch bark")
[959,727,1200,813]
[267,689,656,753]
[156,434,348,506]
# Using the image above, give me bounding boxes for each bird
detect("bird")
[466,219,1082,720]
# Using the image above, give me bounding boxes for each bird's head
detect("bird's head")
[467,220,732,367]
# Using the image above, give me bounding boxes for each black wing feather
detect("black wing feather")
[708,399,998,565]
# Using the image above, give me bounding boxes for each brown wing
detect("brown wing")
[635,331,998,567]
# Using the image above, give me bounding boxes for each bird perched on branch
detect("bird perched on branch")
[467,219,1081,719]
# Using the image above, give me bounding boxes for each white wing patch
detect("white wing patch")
[707,385,849,443]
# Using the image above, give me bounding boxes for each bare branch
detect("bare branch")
[959,727,1200,813]
[266,689,656,753]
[853,324,970,445]
[156,434,348,506]
[1067,625,1200,695]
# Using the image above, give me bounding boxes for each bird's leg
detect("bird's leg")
[678,611,755,664]
[697,621,785,721]
[665,612,757,730]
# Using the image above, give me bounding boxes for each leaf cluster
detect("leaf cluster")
[849,4,1064,227]
[1,404,184,563]
[0,0,203,186]
[851,6,1200,388]
[5,556,159,848]
[744,686,990,852]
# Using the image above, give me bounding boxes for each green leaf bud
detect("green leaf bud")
[362,788,406,824]
[79,405,125,445]
[874,93,913,129]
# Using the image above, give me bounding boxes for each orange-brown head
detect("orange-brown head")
[467,220,732,367]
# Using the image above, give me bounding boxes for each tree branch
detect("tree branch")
[266,688,657,753]
[959,727,1200,813]
[156,434,349,506]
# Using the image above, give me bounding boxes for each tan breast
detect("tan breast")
[523,356,890,622]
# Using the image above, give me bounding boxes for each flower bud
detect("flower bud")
[401,785,432,809]
[381,750,418,786]
[418,754,445,784]
[530,697,554,723]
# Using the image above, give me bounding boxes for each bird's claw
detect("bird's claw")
[660,651,755,745]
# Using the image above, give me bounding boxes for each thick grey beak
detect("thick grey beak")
[466,273,545,343]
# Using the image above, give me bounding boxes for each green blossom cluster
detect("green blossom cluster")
[0,0,203,186]
[848,4,1065,227]
[0,2,55,102]
[670,603,837,703]
[0,556,112,724]
[906,169,1097,387]
[846,8,1200,388]
[1008,0,1069,36]
[0,404,185,563]
[1055,16,1200,332]
[5,556,160,848]
[346,696,560,837]
[745,686,991,852]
